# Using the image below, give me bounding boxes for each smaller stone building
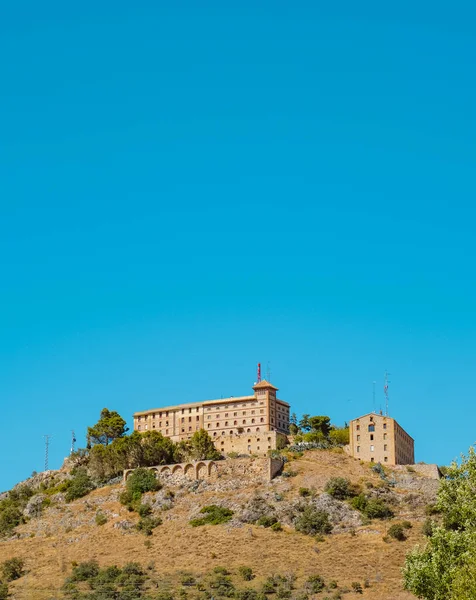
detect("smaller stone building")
[349,412,414,465]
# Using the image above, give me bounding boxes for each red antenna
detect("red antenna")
[257,363,261,383]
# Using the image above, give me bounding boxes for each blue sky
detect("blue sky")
[1,2,475,490]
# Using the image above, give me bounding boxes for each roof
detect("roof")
[252,379,278,391]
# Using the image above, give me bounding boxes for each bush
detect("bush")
[126,468,161,496]
[122,562,144,576]
[238,566,254,581]
[294,506,332,536]
[71,560,100,581]
[137,504,152,517]
[350,494,393,519]
[324,477,352,500]
[388,523,406,541]
[65,469,94,502]
[306,575,325,593]
[0,583,7,600]
[351,582,363,594]
[1,557,25,582]
[257,515,278,528]
[299,488,311,497]
[190,505,233,527]
[401,520,413,529]
[214,566,230,575]
[236,590,260,600]
[364,498,393,519]
[0,505,23,537]
[95,512,108,526]
[137,516,162,535]
[208,573,235,597]
[422,518,434,537]
[181,574,197,586]
[270,522,283,532]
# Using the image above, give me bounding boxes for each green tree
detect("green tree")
[87,408,129,447]
[186,430,221,461]
[309,416,331,437]
[298,414,311,432]
[403,446,476,599]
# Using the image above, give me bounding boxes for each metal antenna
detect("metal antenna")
[384,371,390,416]
[71,430,77,455]
[373,381,376,412]
[44,435,52,471]
[257,363,261,383]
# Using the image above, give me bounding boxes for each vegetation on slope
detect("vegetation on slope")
[403,446,476,600]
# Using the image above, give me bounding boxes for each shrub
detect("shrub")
[181,574,197,586]
[257,515,278,528]
[190,505,233,527]
[425,503,441,516]
[324,477,351,500]
[388,524,406,541]
[1,557,25,582]
[295,506,332,536]
[299,488,311,497]
[122,562,144,576]
[351,582,363,594]
[137,504,152,517]
[65,469,94,502]
[126,468,161,496]
[238,566,254,581]
[95,511,108,526]
[236,590,260,600]
[71,560,100,581]
[0,505,23,537]
[208,574,235,597]
[0,583,7,600]
[137,516,162,535]
[350,495,393,519]
[401,520,413,529]
[327,580,338,589]
[364,498,393,519]
[214,566,230,575]
[270,522,283,532]
[422,518,434,537]
[306,574,325,593]
[282,470,298,478]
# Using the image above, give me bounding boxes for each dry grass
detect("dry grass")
[0,450,424,599]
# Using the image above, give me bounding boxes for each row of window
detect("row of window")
[212,427,262,435]
[207,409,265,419]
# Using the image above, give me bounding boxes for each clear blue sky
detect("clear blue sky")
[1,2,475,491]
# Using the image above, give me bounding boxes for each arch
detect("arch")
[172,464,184,475]
[208,461,217,476]
[184,463,195,478]
[247,428,251,433]
[160,466,171,475]
[196,461,208,479]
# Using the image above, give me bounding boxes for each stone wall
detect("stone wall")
[123,456,284,484]
[391,463,442,480]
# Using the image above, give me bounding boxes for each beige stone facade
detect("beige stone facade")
[349,412,414,465]
[133,380,290,456]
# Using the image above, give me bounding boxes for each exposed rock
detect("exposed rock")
[312,493,362,533]
[23,494,47,518]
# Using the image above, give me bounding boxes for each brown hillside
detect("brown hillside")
[0,450,438,600]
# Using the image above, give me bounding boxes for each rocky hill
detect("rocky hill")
[0,449,439,600]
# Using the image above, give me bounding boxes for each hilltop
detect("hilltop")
[0,448,439,600]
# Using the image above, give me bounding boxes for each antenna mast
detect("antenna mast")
[257,363,261,383]
[44,434,52,471]
[71,430,76,455]
[384,371,390,416]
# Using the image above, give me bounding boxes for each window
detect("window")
[182,428,185,433]
[370,434,374,441]
[260,418,264,423]
[368,425,375,432]
[370,416,374,422]
[371,457,375,463]
[216,423,220,427]
[370,445,374,452]
[188,417,192,422]
[138,426,141,430]
[356,424,360,431]
[356,435,360,441]
[384,444,388,451]
[383,423,387,429]
[243,420,246,424]
[234,420,237,425]
[356,446,360,452]
[383,433,387,440]
[196,416,199,421]
[384,457,388,462]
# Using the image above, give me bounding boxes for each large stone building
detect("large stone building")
[349,412,414,465]
[133,380,290,456]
